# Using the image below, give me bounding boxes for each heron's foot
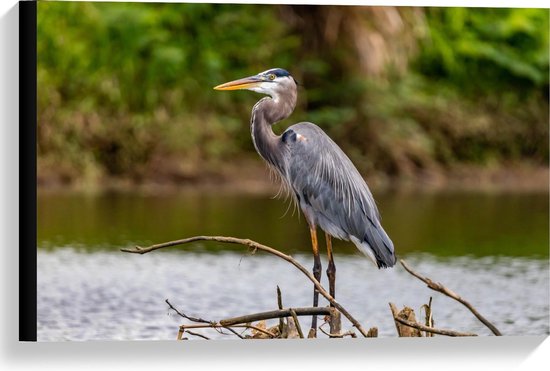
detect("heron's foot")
[307,327,317,339]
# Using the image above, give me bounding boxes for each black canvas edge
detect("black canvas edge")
[19,0,37,342]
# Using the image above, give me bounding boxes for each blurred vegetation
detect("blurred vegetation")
[37,2,549,187]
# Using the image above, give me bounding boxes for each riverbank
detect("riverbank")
[37,158,548,195]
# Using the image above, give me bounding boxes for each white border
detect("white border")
[1,0,548,370]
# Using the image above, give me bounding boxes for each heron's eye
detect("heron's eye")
[268,74,276,81]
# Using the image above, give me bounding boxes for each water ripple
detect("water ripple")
[37,248,549,341]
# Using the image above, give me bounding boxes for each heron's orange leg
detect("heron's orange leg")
[325,233,336,304]
[309,225,321,337]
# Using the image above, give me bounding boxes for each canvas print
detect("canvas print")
[32,1,549,341]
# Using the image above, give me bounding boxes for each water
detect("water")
[37,190,549,341]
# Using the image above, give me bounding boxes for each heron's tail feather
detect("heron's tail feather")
[351,224,396,269]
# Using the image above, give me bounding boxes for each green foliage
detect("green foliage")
[37,2,296,183]
[416,8,549,93]
[37,3,549,185]
[405,8,549,168]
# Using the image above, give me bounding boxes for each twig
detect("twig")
[227,327,246,338]
[122,236,370,337]
[166,299,213,324]
[421,297,434,337]
[166,299,244,339]
[185,330,210,340]
[400,259,502,336]
[219,307,332,326]
[319,322,357,338]
[179,323,276,338]
[289,309,304,338]
[242,324,277,338]
[276,286,284,335]
[393,317,477,337]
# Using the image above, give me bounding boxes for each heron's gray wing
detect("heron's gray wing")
[282,122,395,268]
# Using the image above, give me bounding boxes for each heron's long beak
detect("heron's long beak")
[213,75,263,91]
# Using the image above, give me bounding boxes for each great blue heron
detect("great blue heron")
[214,68,396,337]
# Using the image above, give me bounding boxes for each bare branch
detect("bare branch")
[400,259,502,336]
[122,236,370,337]
[393,317,477,337]
[389,302,422,337]
[220,307,332,326]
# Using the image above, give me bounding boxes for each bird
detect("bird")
[214,68,396,337]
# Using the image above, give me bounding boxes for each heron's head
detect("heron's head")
[214,68,297,100]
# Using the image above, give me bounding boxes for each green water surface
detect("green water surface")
[37,189,549,259]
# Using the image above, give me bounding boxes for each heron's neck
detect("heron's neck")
[250,94,296,172]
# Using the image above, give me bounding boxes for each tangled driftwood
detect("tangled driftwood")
[121,235,501,339]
